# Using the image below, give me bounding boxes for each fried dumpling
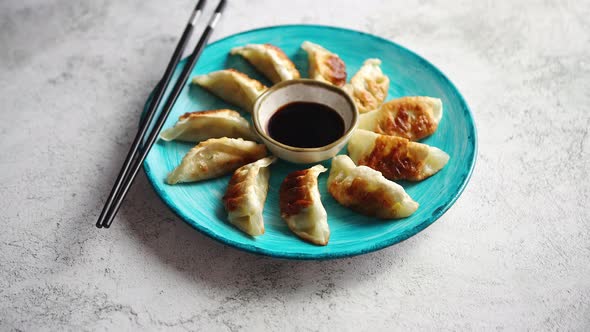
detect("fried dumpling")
[166,138,267,184]
[223,156,277,236]
[279,165,329,245]
[327,155,418,219]
[342,59,390,114]
[301,41,347,87]
[231,44,300,84]
[358,97,443,141]
[191,69,267,112]
[160,109,259,142]
[348,129,449,181]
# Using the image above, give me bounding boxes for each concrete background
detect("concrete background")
[1,0,589,330]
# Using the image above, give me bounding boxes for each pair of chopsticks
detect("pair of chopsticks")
[96,0,227,229]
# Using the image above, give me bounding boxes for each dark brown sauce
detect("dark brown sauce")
[268,102,345,148]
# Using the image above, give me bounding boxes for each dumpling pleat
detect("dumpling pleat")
[301,41,347,87]
[166,138,267,184]
[342,59,389,114]
[191,69,267,112]
[279,165,330,245]
[159,109,259,142]
[231,44,300,84]
[223,156,277,236]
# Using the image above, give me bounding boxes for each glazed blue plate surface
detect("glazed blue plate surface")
[143,25,477,259]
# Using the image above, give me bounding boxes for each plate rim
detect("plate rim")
[142,24,478,260]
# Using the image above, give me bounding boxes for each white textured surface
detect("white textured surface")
[1,0,589,330]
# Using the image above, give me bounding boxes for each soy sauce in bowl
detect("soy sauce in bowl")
[268,102,345,148]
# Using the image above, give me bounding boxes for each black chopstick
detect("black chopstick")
[95,0,207,229]
[96,0,228,229]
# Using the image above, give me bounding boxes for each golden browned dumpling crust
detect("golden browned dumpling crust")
[327,155,418,218]
[222,157,276,236]
[322,55,347,87]
[328,177,392,218]
[223,170,250,212]
[279,169,315,218]
[279,165,329,246]
[358,97,442,141]
[358,135,426,181]
[302,41,347,87]
[348,130,448,182]
[377,97,438,140]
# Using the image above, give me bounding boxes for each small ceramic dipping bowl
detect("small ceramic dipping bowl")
[252,79,358,164]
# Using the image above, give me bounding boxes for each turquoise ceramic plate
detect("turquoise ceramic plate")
[143,25,477,259]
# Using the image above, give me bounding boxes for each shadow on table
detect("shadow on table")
[117,171,425,294]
